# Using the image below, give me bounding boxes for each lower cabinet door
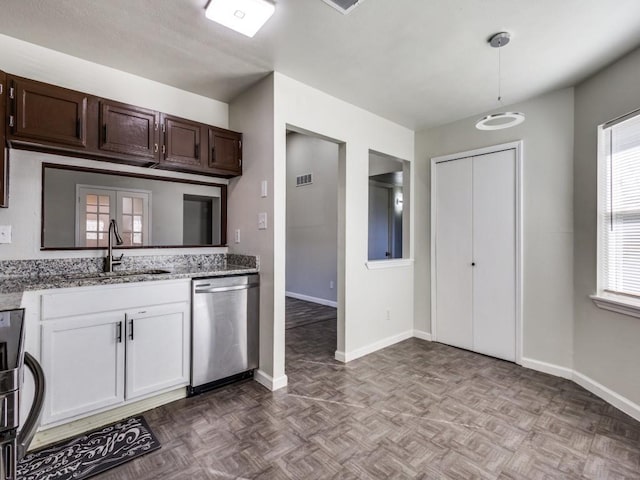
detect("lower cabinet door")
[41,312,125,425]
[125,302,190,401]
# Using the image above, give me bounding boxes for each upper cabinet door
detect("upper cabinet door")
[161,115,204,170]
[208,128,242,175]
[10,76,88,148]
[99,101,159,161]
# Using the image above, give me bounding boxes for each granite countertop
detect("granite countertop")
[0,254,259,311]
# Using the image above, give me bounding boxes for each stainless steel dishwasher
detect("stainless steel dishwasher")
[189,274,259,395]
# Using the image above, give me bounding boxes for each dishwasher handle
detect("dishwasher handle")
[194,283,259,294]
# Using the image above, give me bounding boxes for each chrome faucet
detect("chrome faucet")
[106,219,124,273]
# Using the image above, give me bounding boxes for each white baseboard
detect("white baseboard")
[521,357,573,379]
[254,369,288,391]
[522,358,640,423]
[335,330,413,363]
[285,291,337,308]
[413,330,432,341]
[573,371,640,422]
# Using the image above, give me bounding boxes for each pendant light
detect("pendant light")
[476,32,525,131]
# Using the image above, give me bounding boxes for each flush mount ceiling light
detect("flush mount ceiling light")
[205,0,275,38]
[476,32,525,131]
[322,0,365,15]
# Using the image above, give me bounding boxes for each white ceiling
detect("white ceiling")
[2,0,640,130]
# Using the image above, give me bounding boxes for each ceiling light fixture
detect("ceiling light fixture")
[476,32,525,131]
[205,0,275,38]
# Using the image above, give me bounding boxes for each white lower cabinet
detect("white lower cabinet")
[41,311,125,424]
[39,280,191,427]
[125,304,190,401]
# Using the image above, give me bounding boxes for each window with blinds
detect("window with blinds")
[599,112,640,298]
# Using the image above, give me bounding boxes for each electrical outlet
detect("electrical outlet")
[258,212,268,230]
[0,225,11,244]
[329,281,334,289]
[234,229,241,243]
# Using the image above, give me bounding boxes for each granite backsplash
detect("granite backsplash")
[0,253,259,278]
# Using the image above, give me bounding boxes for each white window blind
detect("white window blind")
[600,113,640,298]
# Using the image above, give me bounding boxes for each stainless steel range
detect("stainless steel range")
[0,309,45,480]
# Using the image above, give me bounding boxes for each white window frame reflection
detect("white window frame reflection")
[75,185,152,247]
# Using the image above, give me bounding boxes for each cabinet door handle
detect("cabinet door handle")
[103,124,107,142]
[116,321,122,343]
[129,319,134,340]
[154,143,158,153]
[195,144,199,159]
[211,146,215,161]
[77,119,82,139]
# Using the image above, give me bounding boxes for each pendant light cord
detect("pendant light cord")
[497,38,502,104]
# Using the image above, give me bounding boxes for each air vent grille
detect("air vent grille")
[322,0,364,14]
[296,173,313,187]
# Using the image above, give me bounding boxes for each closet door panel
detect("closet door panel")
[435,158,473,350]
[472,150,516,361]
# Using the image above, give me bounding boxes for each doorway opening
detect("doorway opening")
[284,128,342,366]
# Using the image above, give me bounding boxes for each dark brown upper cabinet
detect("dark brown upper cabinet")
[0,71,8,208]
[2,72,243,180]
[208,127,242,176]
[9,76,89,148]
[160,115,204,171]
[99,100,159,163]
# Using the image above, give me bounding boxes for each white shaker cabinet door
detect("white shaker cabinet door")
[41,312,125,425]
[125,302,190,401]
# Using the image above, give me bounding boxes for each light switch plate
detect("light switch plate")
[0,225,11,244]
[261,180,268,198]
[258,212,268,230]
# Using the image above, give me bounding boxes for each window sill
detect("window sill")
[365,259,414,270]
[590,293,640,319]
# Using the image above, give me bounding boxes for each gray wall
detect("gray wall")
[228,74,278,380]
[574,47,640,405]
[44,168,221,247]
[414,87,575,368]
[285,132,338,303]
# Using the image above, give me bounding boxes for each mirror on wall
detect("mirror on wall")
[42,164,226,249]
[368,151,409,261]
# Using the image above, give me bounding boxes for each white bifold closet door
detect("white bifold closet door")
[435,149,516,361]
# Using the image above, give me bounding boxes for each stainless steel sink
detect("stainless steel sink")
[65,269,171,280]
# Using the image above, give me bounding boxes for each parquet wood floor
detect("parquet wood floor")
[94,300,640,479]
[285,297,336,329]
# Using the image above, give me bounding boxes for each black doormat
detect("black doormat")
[17,415,161,480]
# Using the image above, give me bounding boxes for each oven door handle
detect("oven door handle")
[17,352,45,460]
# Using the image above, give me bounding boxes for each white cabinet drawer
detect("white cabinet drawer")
[41,279,190,320]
